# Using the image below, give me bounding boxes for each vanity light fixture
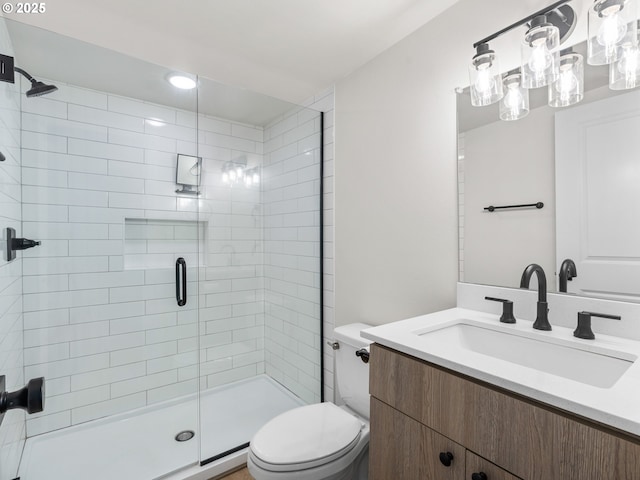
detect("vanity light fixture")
[587,0,638,65]
[609,21,640,89]
[469,1,576,110]
[467,0,640,118]
[499,72,530,120]
[549,51,584,107]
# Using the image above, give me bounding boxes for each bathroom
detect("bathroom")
[1,0,639,479]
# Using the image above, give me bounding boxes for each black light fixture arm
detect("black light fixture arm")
[473,0,572,48]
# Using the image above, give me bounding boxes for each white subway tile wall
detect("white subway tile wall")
[20,76,327,436]
[22,78,255,435]
[262,88,333,404]
[21,80,201,436]
[0,19,26,479]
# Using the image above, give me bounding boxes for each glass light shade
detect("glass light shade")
[521,20,561,88]
[549,53,584,107]
[588,0,638,65]
[610,41,640,89]
[469,45,504,106]
[499,73,530,121]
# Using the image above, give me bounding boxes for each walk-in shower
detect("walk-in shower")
[0,17,323,480]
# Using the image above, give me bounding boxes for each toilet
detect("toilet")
[247,323,372,480]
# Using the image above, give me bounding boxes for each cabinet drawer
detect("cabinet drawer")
[370,344,640,479]
[466,451,521,480]
[370,397,465,480]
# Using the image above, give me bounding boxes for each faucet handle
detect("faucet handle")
[574,311,621,340]
[484,297,516,324]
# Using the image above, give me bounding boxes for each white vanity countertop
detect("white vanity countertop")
[361,307,640,438]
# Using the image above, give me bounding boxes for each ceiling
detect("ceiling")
[2,0,461,104]
[6,19,300,126]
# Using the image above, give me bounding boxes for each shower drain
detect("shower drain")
[175,430,195,442]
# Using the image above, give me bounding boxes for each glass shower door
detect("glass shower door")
[5,19,202,480]
[196,75,323,464]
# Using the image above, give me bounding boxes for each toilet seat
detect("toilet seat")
[250,403,363,472]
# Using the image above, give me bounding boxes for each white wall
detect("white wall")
[0,17,25,479]
[333,0,580,327]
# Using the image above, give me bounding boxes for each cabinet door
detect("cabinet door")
[370,398,465,480]
[465,451,521,480]
[371,344,640,479]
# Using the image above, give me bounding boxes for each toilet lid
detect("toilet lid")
[250,403,363,467]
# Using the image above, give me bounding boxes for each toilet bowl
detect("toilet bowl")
[247,323,372,480]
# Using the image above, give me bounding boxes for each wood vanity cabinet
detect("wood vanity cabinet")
[369,344,640,480]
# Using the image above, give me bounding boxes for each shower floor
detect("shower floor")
[19,375,304,480]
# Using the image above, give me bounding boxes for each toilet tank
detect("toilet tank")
[333,323,373,419]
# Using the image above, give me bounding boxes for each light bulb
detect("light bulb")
[611,44,640,89]
[253,173,260,184]
[236,167,243,178]
[474,66,495,98]
[222,172,229,184]
[598,10,627,48]
[556,69,579,99]
[549,52,584,107]
[500,73,529,121]
[245,176,252,186]
[504,85,523,110]
[619,46,639,74]
[529,41,553,75]
[229,170,237,181]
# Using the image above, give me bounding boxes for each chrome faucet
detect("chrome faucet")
[520,264,551,331]
[558,259,577,293]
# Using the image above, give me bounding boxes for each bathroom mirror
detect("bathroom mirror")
[457,40,640,302]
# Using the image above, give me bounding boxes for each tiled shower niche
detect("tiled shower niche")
[124,218,205,270]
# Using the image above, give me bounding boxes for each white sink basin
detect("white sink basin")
[361,307,640,436]
[418,322,635,389]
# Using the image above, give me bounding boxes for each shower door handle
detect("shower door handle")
[176,257,187,307]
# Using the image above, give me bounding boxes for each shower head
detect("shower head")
[14,67,58,97]
[25,80,58,97]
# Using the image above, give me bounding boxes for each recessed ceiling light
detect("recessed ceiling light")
[168,74,197,90]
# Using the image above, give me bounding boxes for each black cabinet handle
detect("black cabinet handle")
[472,473,488,480]
[439,451,454,467]
[176,257,187,307]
